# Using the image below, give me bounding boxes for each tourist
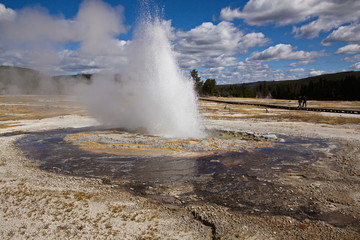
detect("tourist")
[302,96,307,108]
[298,96,302,108]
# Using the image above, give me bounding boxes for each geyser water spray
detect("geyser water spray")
[83,5,203,138]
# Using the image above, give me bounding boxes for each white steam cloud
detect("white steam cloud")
[80,14,203,138]
[0,0,203,138]
[0,0,127,72]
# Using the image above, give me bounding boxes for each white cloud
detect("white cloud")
[0,8,73,44]
[335,44,360,55]
[201,61,291,84]
[309,69,325,76]
[240,32,269,53]
[219,7,241,22]
[220,0,360,40]
[323,24,360,45]
[289,60,313,67]
[0,1,348,83]
[350,62,360,69]
[0,1,127,54]
[176,52,238,69]
[174,21,269,69]
[176,21,268,55]
[220,1,317,25]
[247,44,324,62]
[293,18,342,39]
[176,22,243,56]
[0,3,16,21]
[0,47,27,67]
[290,68,305,72]
[55,41,129,75]
[343,54,360,62]
[0,0,128,73]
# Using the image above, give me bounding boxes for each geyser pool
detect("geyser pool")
[16,127,329,218]
[81,8,203,138]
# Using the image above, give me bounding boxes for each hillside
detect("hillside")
[0,66,90,95]
[218,71,360,100]
[0,66,48,94]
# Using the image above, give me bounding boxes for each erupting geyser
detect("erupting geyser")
[83,6,203,138]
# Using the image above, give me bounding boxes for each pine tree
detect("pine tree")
[190,69,203,95]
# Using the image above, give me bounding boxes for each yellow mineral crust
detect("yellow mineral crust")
[65,130,275,157]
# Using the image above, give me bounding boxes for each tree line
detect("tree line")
[191,69,360,101]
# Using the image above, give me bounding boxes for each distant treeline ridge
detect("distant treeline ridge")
[1,65,359,100]
[216,71,360,100]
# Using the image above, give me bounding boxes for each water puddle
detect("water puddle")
[16,127,332,222]
[16,128,324,182]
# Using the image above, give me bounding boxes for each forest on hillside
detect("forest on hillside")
[214,71,360,101]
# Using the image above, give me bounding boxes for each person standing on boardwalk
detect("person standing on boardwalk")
[298,96,302,108]
[302,96,307,108]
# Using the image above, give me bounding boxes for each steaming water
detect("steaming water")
[83,12,203,138]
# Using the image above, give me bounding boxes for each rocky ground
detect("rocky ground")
[0,95,359,239]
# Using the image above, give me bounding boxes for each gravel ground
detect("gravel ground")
[0,116,211,239]
[0,97,359,239]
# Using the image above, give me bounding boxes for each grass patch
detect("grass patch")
[111,205,125,213]
[0,95,85,121]
[206,111,360,125]
[201,98,360,110]
[253,112,360,124]
[0,123,23,128]
[201,99,360,125]
[206,113,270,121]
[0,104,65,120]
[74,192,93,201]
[279,113,360,124]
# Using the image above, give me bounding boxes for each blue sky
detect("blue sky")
[0,0,359,84]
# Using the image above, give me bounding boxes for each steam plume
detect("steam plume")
[0,0,203,138]
[82,7,203,138]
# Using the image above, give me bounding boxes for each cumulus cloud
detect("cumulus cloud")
[343,54,360,62]
[240,32,270,52]
[335,44,360,55]
[2,0,126,47]
[0,3,16,21]
[219,8,241,22]
[289,60,313,67]
[56,50,102,74]
[201,61,292,84]
[220,0,360,40]
[309,69,326,76]
[350,62,360,69]
[174,21,269,69]
[293,18,342,39]
[0,1,345,84]
[246,44,324,62]
[0,0,127,73]
[221,0,317,25]
[0,7,73,44]
[204,63,323,82]
[322,24,360,45]
[0,47,28,67]
[289,68,305,73]
[176,21,267,55]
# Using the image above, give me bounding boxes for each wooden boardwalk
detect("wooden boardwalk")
[200,98,360,115]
